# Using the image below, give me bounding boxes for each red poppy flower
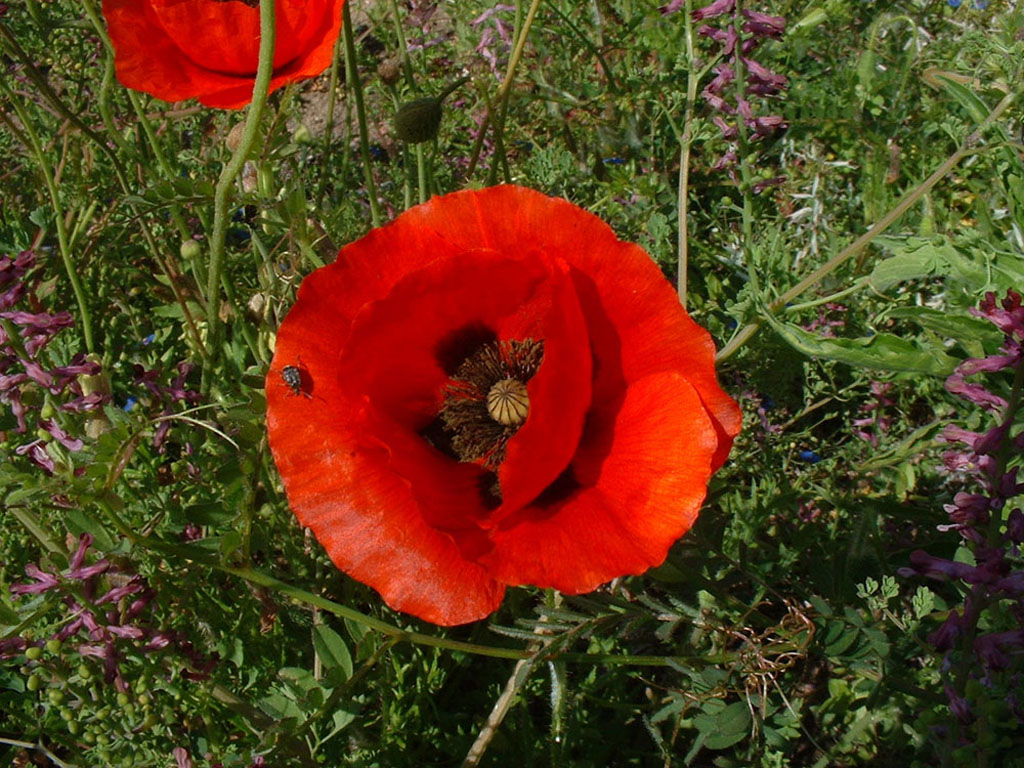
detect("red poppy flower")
[266,186,741,626]
[102,0,345,109]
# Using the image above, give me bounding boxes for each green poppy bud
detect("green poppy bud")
[394,75,470,144]
[394,97,443,144]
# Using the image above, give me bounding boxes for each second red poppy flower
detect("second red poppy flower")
[102,0,346,109]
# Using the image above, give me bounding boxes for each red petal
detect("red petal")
[482,373,718,592]
[494,256,592,517]
[337,247,591,530]
[397,186,741,467]
[269,397,504,625]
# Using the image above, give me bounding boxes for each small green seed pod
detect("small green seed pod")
[394,98,443,144]
[179,239,202,261]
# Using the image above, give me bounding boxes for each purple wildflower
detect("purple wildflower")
[853,381,895,447]
[9,534,216,690]
[0,249,109,474]
[693,0,735,20]
[901,289,1024,732]
[471,5,515,78]
[670,1,788,180]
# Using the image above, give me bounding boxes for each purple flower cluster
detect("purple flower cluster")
[0,250,107,473]
[900,290,1024,725]
[133,361,201,450]
[7,534,216,691]
[665,0,788,177]
[471,4,515,78]
[853,381,895,448]
[802,301,847,338]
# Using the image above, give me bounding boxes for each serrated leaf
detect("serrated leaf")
[766,315,958,376]
[869,236,985,291]
[312,624,353,679]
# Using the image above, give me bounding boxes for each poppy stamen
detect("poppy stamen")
[439,338,543,471]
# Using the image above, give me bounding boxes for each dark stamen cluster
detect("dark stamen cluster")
[440,338,543,471]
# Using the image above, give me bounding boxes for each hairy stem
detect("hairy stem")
[342,1,382,226]
[205,0,276,382]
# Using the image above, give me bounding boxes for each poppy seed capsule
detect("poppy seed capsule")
[486,378,529,426]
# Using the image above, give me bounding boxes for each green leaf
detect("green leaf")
[766,315,958,376]
[65,508,116,551]
[693,701,751,750]
[826,627,860,657]
[933,74,989,124]
[0,601,20,626]
[312,624,353,679]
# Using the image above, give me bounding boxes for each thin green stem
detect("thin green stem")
[416,143,428,203]
[314,24,344,209]
[205,0,276,383]
[716,89,1017,363]
[125,90,192,241]
[2,85,94,353]
[677,0,697,308]
[545,3,619,93]
[96,52,134,156]
[386,0,417,87]
[730,0,755,250]
[342,1,382,226]
[79,0,133,158]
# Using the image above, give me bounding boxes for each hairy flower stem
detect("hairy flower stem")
[716,89,1016,363]
[314,29,344,211]
[385,0,416,87]
[465,0,543,180]
[205,0,275,385]
[677,0,697,308]
[342,1,382,227]
[416,144,429,203]
[1,84,94,354]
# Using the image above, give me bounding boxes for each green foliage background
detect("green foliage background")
[1,0,1023,766]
